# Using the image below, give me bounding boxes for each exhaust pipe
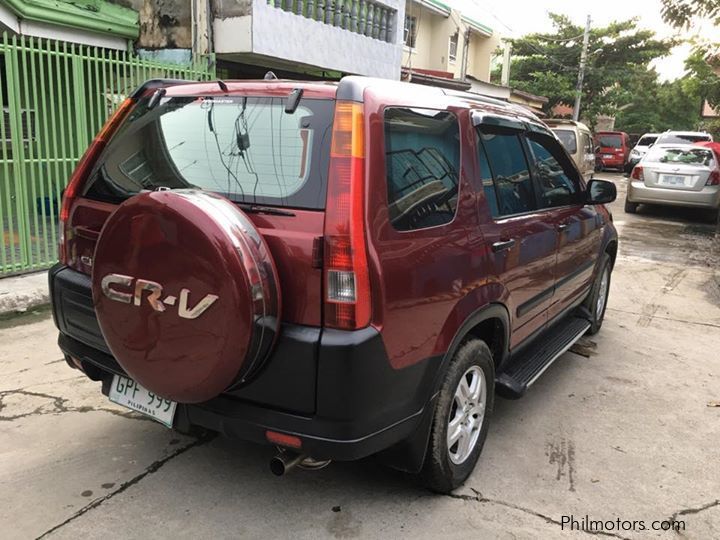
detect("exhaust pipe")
[270,451,306,476]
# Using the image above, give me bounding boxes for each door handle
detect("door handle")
[557,223,569,231]
[492,239,516,252]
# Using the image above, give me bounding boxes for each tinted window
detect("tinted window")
[657,133,712,144]
[552,129,577,154]
[597,135,622,148]
[384,108,460,231]
[480,131,535,216]
[527,134,580,208]
[637,135,657,146]
[86,96,334,209]
[582,133,593,154]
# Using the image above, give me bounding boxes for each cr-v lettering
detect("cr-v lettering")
[100,273,219,319]
[50,76,618,493]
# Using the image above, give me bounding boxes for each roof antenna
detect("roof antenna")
[264,71,278,80]
[217,80,229,92]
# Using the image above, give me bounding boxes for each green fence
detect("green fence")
[0,32,215,276]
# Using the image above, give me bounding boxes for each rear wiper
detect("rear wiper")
[237,203,295,217]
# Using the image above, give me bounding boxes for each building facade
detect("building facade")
[401,0,499,86]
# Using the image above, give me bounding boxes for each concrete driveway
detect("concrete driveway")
[1,172,718,539]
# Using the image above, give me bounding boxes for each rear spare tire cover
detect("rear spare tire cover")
[92,190,280,403]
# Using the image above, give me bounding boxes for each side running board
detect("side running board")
[495,316,590,399]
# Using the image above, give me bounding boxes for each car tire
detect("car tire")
[584,253,612,335]
[420,339,494,494]
[624,199,638,213]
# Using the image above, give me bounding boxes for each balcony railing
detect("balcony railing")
[268,0,396,43]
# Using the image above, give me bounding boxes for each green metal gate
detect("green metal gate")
[0,32,215,276]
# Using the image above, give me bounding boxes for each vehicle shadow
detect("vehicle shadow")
[631,203,718,226]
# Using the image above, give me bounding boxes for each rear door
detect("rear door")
[580,131,595,179]
[79,91,335,326]
[524,130,602,320]
[475,121,558,347]
[596,133,623,165]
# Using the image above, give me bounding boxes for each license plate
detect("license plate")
[602,154,613,159]
[108,375,177,427]
[659,174,689,187]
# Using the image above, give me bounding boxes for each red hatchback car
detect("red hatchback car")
[50,76,618,492]
[595,131,631,171]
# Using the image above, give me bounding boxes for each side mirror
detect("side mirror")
[586,179,616,205]
[594,146,601,153]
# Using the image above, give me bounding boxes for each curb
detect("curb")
[0,271,50,317]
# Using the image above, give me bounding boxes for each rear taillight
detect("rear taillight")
[59,98,135,264]
[323,101,371,330]
[706,170,720,186]
[630,166,644,181]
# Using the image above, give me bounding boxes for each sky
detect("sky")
[452,0,716,81]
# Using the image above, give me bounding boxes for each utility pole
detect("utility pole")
[461,29,471,80]
[501,42,511,87]
[572,15,591,121]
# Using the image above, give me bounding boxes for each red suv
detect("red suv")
[50,77,618,492]
[594,131,631,171]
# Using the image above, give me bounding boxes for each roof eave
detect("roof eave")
[3,0,139,40]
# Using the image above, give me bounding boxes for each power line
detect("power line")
[537,33,584,43]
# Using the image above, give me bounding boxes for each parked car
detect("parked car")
[594,131,631,171]
[50,76,618,493]
[625,132,659,173]
[545,119,596,180]
[654,130,713,145]
[625,144,720,215]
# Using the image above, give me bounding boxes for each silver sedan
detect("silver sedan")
[625,144,720,214]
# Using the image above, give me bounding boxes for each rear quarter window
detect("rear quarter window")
[384,107,460,231]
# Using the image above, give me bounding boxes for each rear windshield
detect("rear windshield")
[85,95,334,209]
[636,135,657,146]
[597,135,622,148]
[552,129,577,154]
[657,133,711,144]
[645,146,716,167]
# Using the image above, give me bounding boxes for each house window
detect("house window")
[448,32,458,62]
[404,15,417,48]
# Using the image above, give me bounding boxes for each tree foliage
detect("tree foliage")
[661,0,720,28]
[614,75,702,133]
[499,14,675,126]
[662,0,720,109]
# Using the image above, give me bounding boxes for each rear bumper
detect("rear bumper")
[50,264,438,461]
[600,156,625,168]
[627,181,720,209]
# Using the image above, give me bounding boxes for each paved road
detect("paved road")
[1,173,719,539]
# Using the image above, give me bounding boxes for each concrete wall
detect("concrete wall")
[214,0,404,79]
[401,3,442,71]
[466,31,499,81]
[110,0,192,48]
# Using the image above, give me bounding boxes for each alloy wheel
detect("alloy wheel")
[447,366,486,465]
